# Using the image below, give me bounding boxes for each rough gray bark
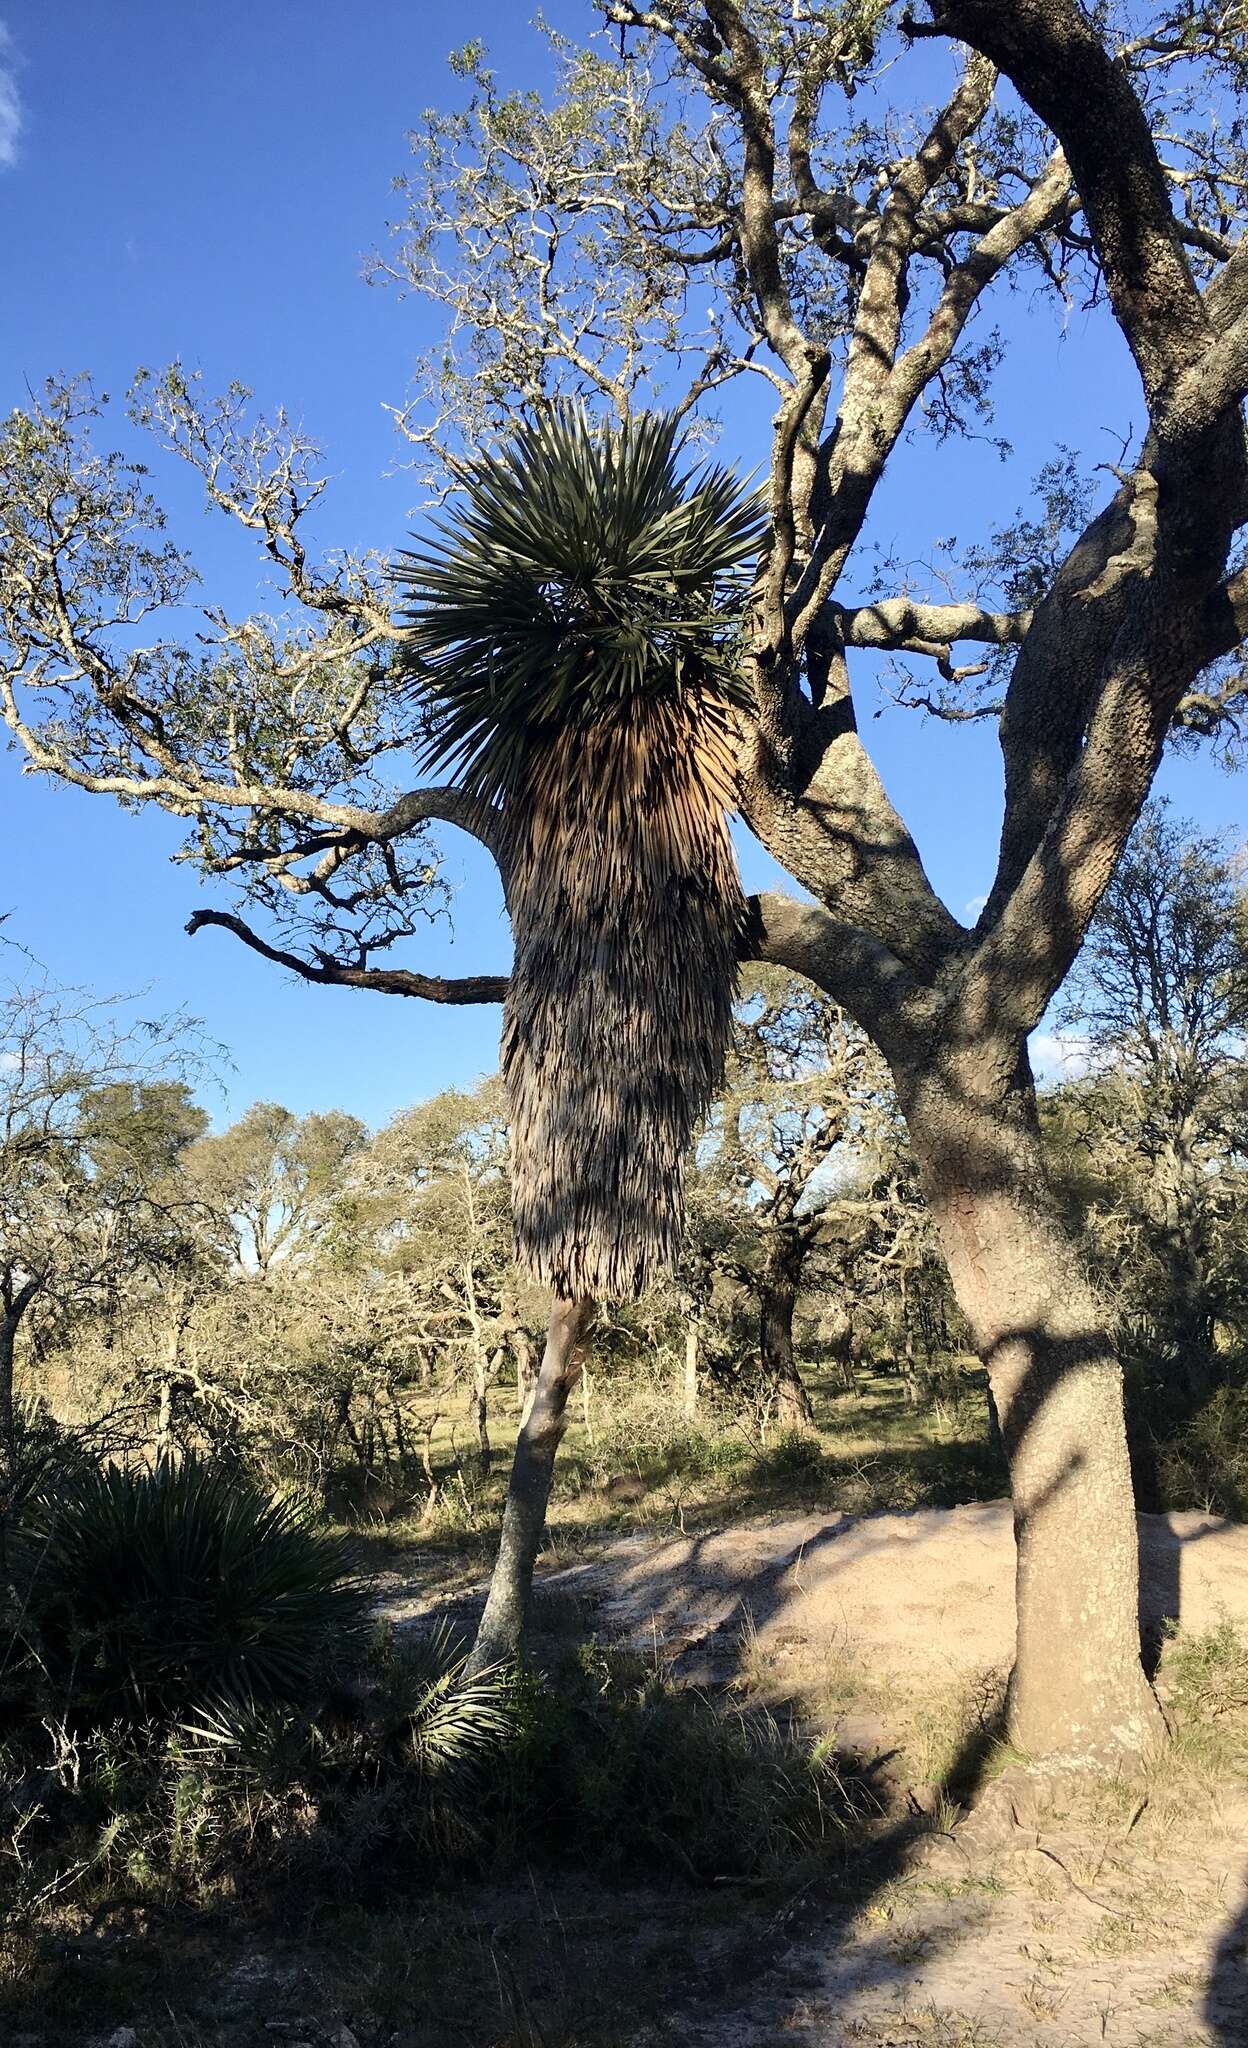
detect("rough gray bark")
[466,1295,595,1675]
[902,1050,1165,1757]
[759,1242,817,1432]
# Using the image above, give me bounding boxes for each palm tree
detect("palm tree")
[395,409,763,1666]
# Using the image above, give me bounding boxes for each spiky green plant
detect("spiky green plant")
[17,1456,371,1723]
[395,409,765,1299]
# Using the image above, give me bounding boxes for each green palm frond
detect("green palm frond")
[393,407,766,806]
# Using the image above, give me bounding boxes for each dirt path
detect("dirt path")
[383,1497,1248,1685]
[382,1500,1248,2046]
[551,1499,1248,1682]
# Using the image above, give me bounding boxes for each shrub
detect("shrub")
[479,1640,871,1881]
[1165,1621,1248,1723]
[0,1398,93,1530]
[752,1429,827,1484]
[578,1392,749,1489]
[14,1455,372,1726]
[1154,1384,1248,1519]
[0,1621,518,1914]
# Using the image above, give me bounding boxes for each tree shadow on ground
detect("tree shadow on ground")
[1206,1882,1248,2043]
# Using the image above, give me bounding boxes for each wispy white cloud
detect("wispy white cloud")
[0,23,22,171]
[1029,1029,1094,1082]
[964,892,988,920]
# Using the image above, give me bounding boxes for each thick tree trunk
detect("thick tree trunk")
[760,1248,816,1432]
[905,1055,1164,1759]
[466,1295,595,1676]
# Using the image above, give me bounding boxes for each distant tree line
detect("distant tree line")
[6,805,1246,1530]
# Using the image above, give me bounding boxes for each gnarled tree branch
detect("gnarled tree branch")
[185,910,509,1007]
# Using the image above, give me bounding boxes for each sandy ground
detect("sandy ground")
[535,1498,1248,1685]
[383,1501,1248,2046]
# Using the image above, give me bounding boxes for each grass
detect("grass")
[0,1845,832,2048]
[0,1628,877,2047]
[1,1887,723,2047]
[341,1360,1004,1591]
[7,1367,1248,2048]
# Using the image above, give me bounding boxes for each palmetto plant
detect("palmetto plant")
[396,408,765,1301]
[17,1456,371,1724]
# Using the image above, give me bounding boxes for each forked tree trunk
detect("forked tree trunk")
[905,1054,1165,1758]
[760,1243,816,1432]
[466,1295,595,1676]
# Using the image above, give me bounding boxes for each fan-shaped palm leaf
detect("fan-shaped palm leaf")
[18,1456,371,1723]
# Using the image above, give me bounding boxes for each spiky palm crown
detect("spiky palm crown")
[394,407,765,805]
[393,409,764,1302]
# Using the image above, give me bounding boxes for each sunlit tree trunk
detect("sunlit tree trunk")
[904,1049,1164,1758]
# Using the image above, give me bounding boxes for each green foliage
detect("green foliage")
[0,1627,515,1925]
[0,1627,857,1922]
[0,1399,93,1533]
[752,1428,828,1483]
[577,1394,750,1489]
[395,406,765,804]
[14,1456,371,1725]
[1154,1382,1248,1520]
[1165,1621,1248,1724]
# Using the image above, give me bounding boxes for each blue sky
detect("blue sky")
[0,3,1241,1128]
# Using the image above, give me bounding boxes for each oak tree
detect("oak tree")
[5,2,1248,1751]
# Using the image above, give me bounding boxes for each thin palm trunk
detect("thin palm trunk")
[465,1296,595,1676]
